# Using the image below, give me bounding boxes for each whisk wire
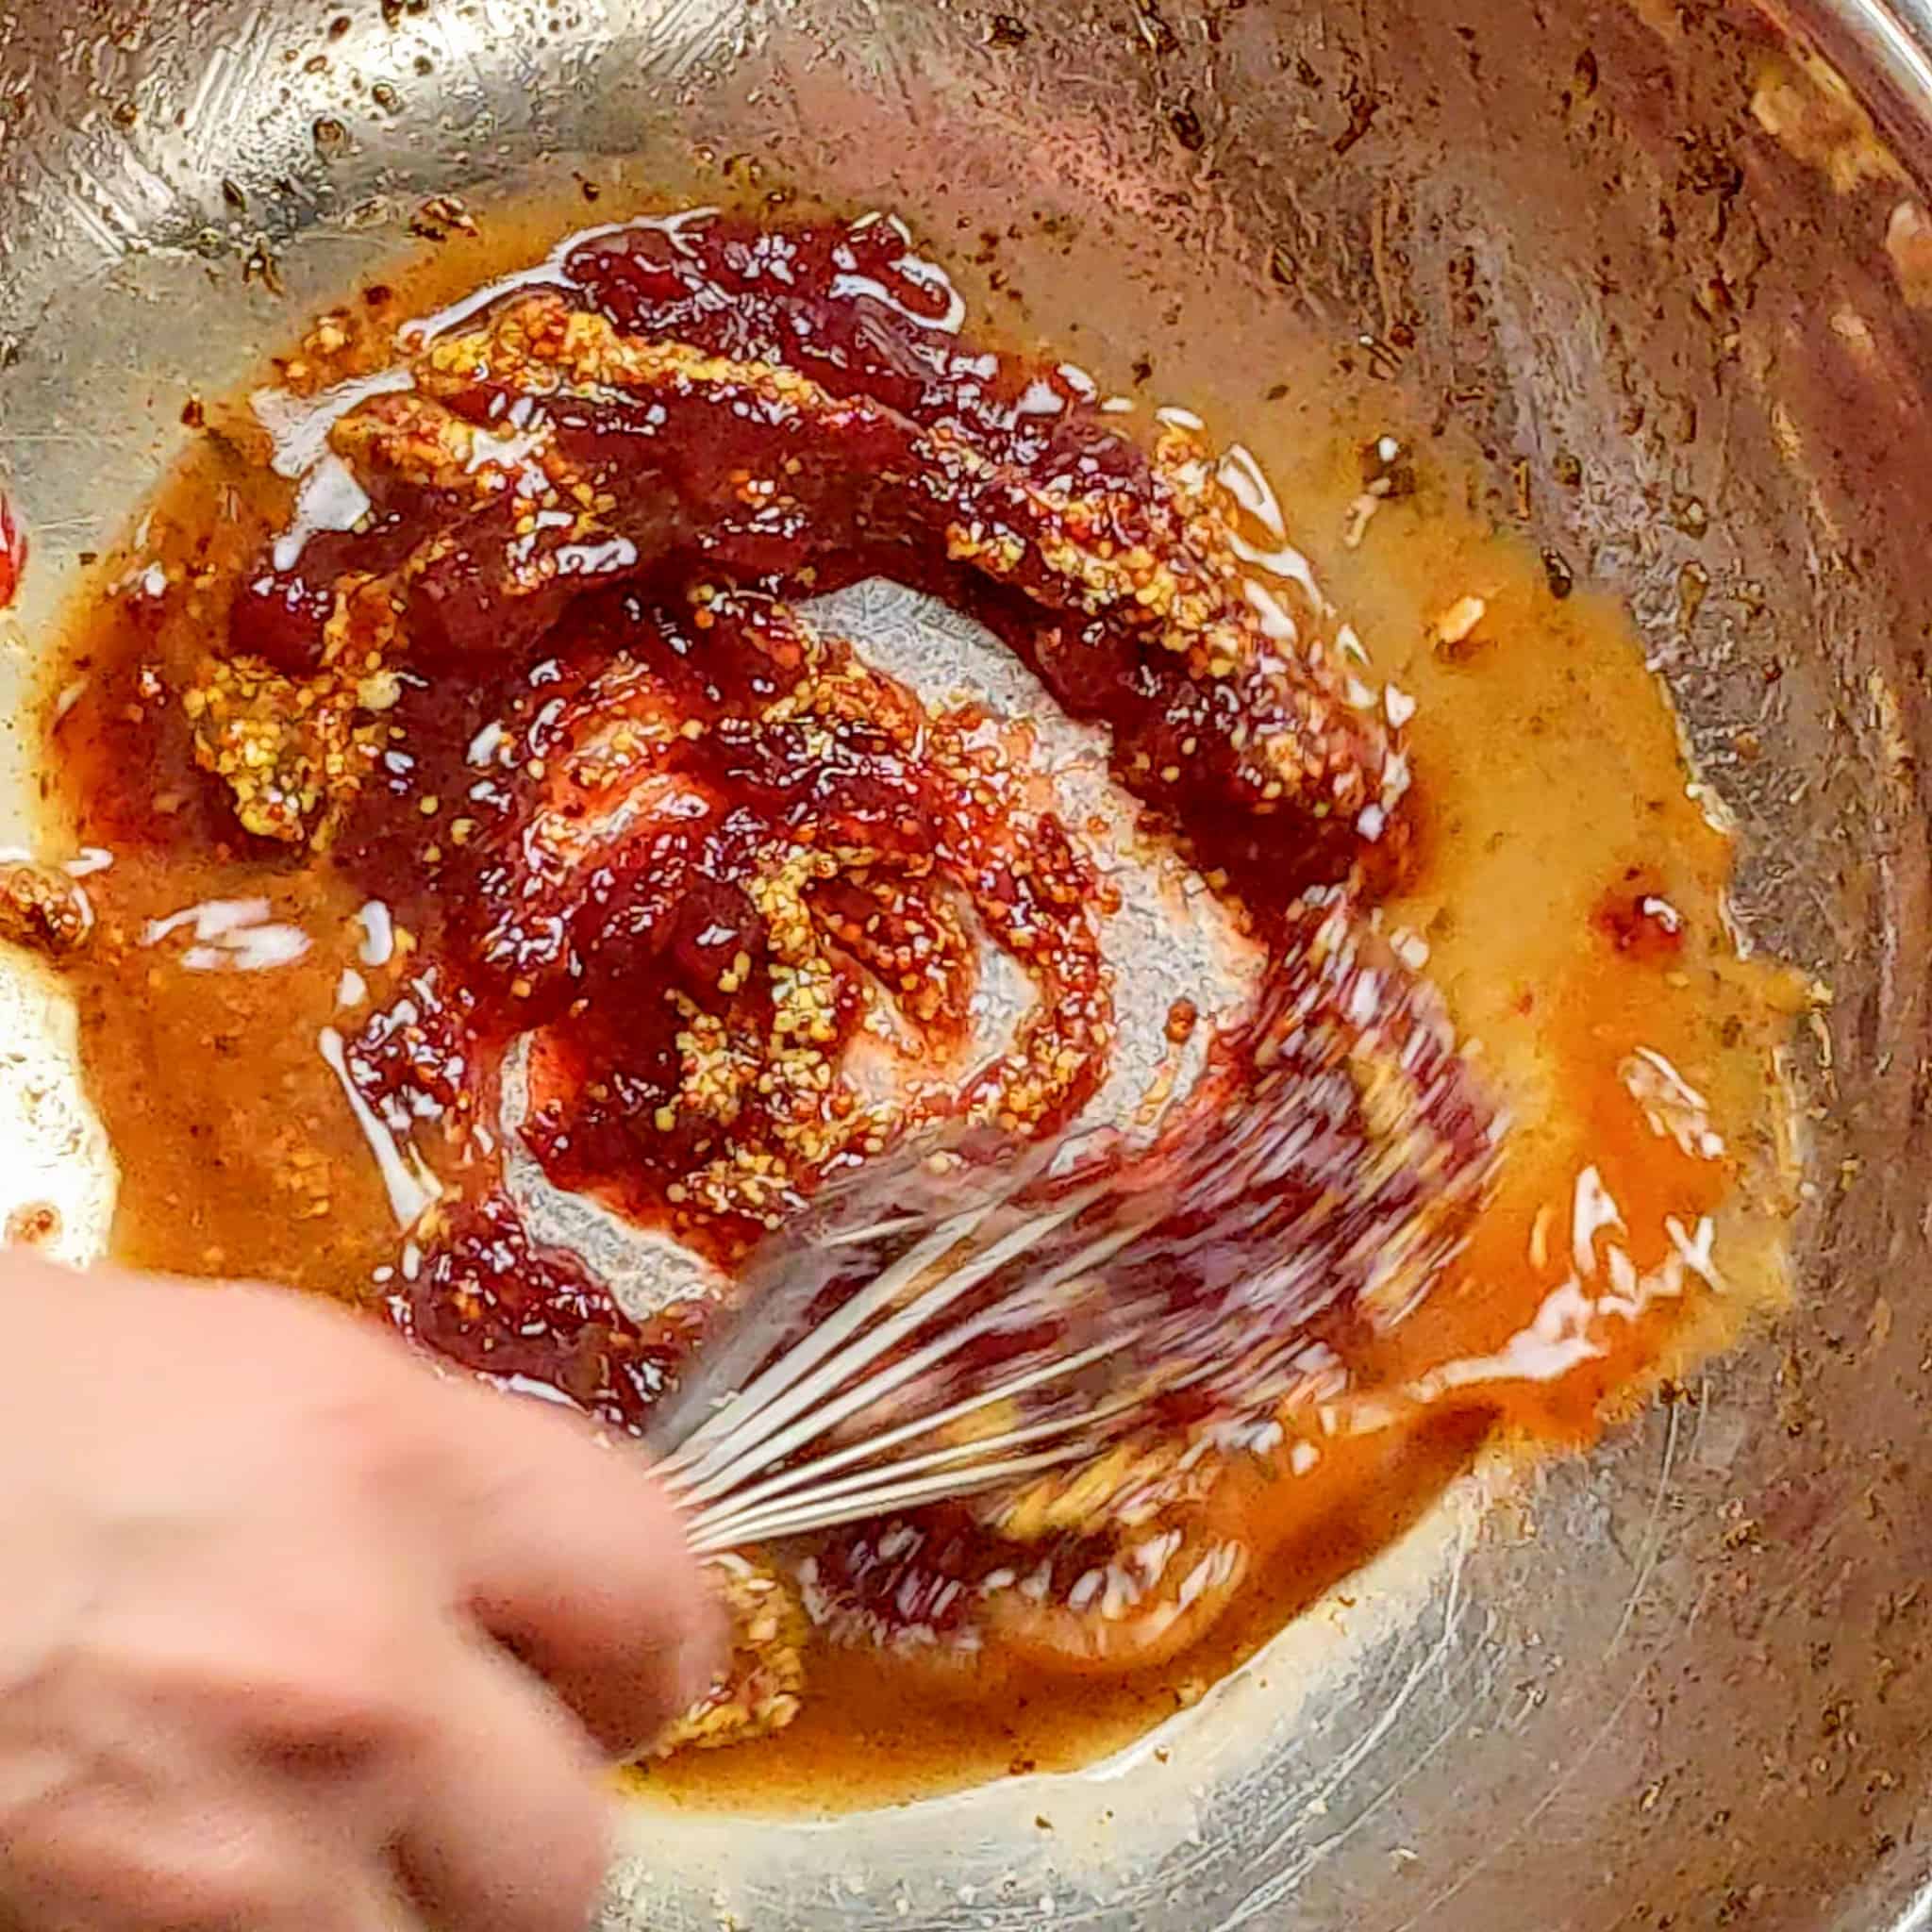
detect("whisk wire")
[818,1212,935,1246]
[680,1331,1150,1532]
[648,1114,1365,1550]
[661,1193,1094,1499]
[685,1340,1254,1549]
[666,1212,1147,1511]
[656,1203,995,1484]
[689,1439,1077,1547]
[682,1446,1092,1553]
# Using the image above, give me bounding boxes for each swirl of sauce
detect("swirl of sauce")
[181,211,1493,1715]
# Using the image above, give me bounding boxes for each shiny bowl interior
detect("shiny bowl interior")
[5,0,1932,1924]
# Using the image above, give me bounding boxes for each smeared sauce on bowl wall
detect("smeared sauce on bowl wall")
[6,183,1803,1811]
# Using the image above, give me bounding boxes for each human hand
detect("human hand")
[0,1254,718,1932]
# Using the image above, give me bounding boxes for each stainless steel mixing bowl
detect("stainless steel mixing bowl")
[5,0,1931,1924]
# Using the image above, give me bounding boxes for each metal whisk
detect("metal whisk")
[649,1151,1166,1554]
[647,917,1503,1557]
